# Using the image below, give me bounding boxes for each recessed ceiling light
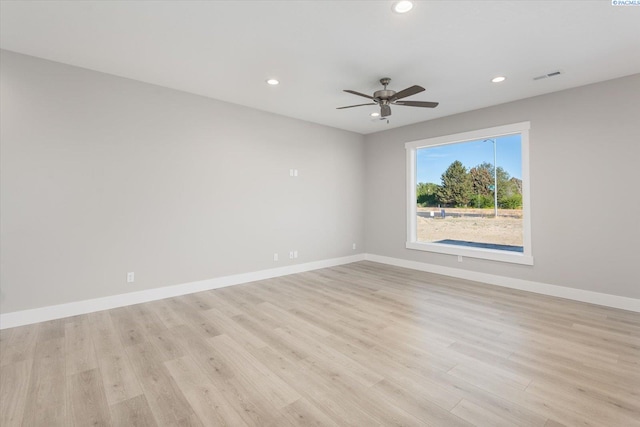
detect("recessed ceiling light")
[370,112,380,117]
[491,76,507,83]
[392,1,414,13]
[266,79,279,85]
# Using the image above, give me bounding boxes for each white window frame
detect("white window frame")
[405,122,533,265]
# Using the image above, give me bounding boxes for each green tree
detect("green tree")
[416,182,439,206]
[472,162,522,208]
[496,166,514,202]
[500,194,523,209]
[436,160,472,207]
[497,177,522,208]
[469,194,494,208]
[469,162,496,208]
[469,165,493,196]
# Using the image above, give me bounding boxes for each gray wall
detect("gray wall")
[0,50,364,313]
[364,73,640,299]
[2,49,638,314]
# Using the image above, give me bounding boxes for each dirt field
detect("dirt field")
[417,208,523,246]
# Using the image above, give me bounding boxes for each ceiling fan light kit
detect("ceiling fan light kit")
[337,77,439,118]
[392,1,414,14]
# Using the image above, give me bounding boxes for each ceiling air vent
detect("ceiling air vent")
[534,71,562,81]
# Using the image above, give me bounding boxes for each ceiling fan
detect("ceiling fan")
[337,78,438,118]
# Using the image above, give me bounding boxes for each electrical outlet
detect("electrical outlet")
[457,256,463,263]
[273,253,279,262]
[293,250,298,259]
[352,243,357,250]
[127,272,135,283]
[289,251,294,259]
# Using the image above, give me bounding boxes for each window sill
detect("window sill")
[406,241,534,265]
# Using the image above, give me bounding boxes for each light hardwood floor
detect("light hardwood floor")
[1,261,639,426]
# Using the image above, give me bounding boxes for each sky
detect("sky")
[416,134,522,184]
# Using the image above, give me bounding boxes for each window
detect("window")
[406,122,532,265]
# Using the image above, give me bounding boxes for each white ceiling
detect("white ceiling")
[1,1,639,135]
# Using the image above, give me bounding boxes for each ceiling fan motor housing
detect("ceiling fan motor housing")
[374,90,396,101]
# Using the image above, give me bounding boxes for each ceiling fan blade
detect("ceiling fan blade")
[381,104,392,117]
[395,100,439,108]
[391,85,425,101]
[336,103,376,109]
[344,89,376,100]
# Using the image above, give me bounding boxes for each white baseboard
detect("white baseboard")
[2,251,637,329]
[365,254,640,313]
[0,254,366,329]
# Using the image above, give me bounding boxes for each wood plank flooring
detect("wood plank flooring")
[1,261,639,426]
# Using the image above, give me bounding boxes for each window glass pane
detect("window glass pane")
[415,134,523,253]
